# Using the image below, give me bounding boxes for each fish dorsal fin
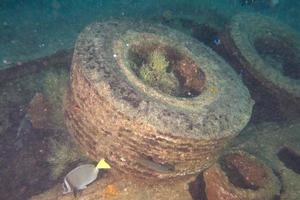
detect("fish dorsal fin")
[96,159,111,169]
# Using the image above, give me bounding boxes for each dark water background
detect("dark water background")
[0,0,300,68]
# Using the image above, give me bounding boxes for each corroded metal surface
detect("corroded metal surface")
[64,21,253,179]
[230,121,300,200]
[203,151,281,200]
[223,13,300,108]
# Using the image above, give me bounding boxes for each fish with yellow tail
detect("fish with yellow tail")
[62,159,111,196]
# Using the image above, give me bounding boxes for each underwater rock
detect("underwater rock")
[203,151,281,200]
[222,13,300,119]
[0,49,72,86]
[64,21,253,179]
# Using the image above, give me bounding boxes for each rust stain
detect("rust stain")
[102,184,119,198]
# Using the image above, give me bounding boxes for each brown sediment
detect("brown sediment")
[30,171,200,200]
[203,151,281,200]
[173,57,206,96]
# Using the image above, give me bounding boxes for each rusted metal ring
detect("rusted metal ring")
[203,150,281,200]
[64,21,253,179]
[226,13,300,104]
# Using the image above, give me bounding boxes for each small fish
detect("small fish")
[63,159,111,196]
[212,36,221,46]
[63,164,98,195]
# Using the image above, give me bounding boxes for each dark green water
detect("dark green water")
[0,0,299,69]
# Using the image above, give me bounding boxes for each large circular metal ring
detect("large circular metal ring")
[64,21,253,178]
[227,13,300,104]
[203,151,281,200]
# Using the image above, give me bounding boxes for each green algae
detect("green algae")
[42,68,68,129]
[138,50,179,95]
[47,137,84,180]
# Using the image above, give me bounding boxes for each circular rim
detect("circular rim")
[229,13,300,99]
[72,21,253,140]
[65,21,254,178]
[113,31,218,109]
[115,32,206,98]
[204,150,281,200]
